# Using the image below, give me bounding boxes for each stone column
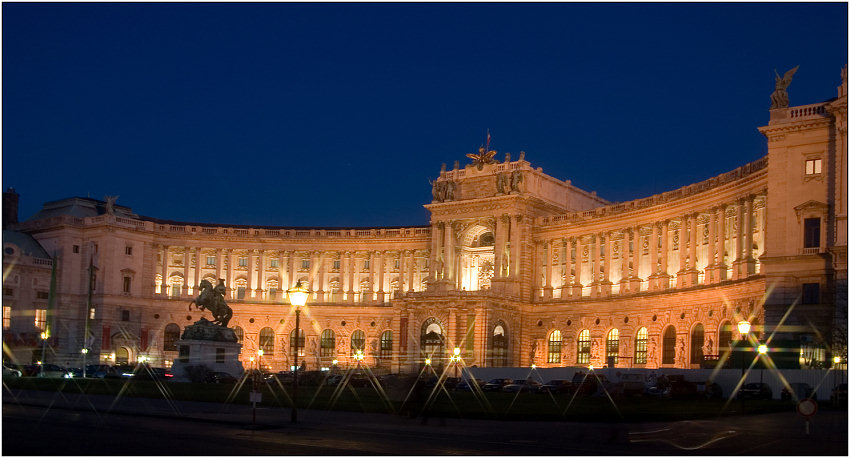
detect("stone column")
[160,244,169,296]
[443,220,454,285]
[246,250,255,298]
[377,250,386,303]
[182,248,190,296]
[600,232,613,296]
[629,227,643,292]
[733,200,744,280]
[716,205,728,281]
[561,237,571,299]
[707,208,717,283]
[215,248,223,286]
[277,251,286,297]
[429,222,441,282]
[649,224,659,275]
[572,236,584,297]
[353,252,361,302]
[676,216,688,288]
[661,220,670,278]
[192,247,201,295]
[510,215,521,279]
[494,215,506,279]
[226,249,235,299]
[742,195,756,276]
[257,250,266,300]
[619,230,631,292]
[544,239,554,298]
[288,252,297,289]
[407,251,416,292]
[316,251,325,303]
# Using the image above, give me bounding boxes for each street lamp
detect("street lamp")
[737,320,751,410]
[287,280,309,424]
[39,331,49,377]
[81,348,89,378]
[450,347,461,378]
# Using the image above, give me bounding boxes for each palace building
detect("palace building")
[3,68,847,374]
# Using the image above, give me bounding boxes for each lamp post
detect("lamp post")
[451,347,460,379]
[737,320,750,410]
[287,280,309,424]
[39,331,49,377]
[757,344,767,384]
[81,348,89,378]
[834,355,842,389]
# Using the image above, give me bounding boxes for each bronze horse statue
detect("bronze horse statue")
[189,279,233,327]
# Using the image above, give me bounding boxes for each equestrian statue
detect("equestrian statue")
[189,279,233,327]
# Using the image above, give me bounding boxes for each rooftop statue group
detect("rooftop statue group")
[189,279,233,327]
[771,65,799,109]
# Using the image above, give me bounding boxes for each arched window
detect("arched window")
[320,329,335,357]
[163,323,180,351]
[351,330,365,355]
[606,329,619,366]
[233,326,244,344]
[547,330,562,363]
[380,330,393,359]
[691,324,704,364]
[634,327,648,364]
[577,330,591,365]
[718,322,733,356]
[420,319,444,363]
[491,323,508,367]
[662,326,676,364]
[289,328,305,358]
[259,327,275,356]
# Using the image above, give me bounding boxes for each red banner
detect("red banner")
[102,326,110,350]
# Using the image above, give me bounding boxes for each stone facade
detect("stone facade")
[3,68,847,373]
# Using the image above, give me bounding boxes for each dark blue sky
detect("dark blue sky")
[3,3,847,227]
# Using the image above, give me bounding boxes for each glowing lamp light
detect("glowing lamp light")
[249,356,255,362]
[40,331,49,340]
[332,359,338,366]
[531,363,537,369]
[424,358,431,366]
[834,356,842,364]
[81,348,89,354]
[354,350,365,362]
[453,347,461,356]
[757,344,768,354]
[588,364,594,371]
[737,320,751,336]
[287,280,309,307]
[257,349,264,357]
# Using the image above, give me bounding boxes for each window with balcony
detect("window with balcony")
[804,218,821,249]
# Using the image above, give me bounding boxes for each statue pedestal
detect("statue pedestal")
[170,318,244,382]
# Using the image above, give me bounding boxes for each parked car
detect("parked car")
[24,363,68,378]
[781,382,815,401]
[666,375,698,398]
[2,362,22,377]
[737,382,773,400]
[570,372,608,395]
[695,381,724,399]
[537,379,572,394]
[619,373,647,397]
[482,378,513,392]
[134,366,173,381]
[502,379,541,393]
[456,378,485,391]
[84,364,111,378]
[205,371,238,384]
[831,383,847,407]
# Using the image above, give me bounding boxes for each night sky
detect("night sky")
[3,3,847,228]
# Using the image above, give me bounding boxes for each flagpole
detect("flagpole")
[42,253,58,377]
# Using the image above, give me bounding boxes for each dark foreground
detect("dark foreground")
[3,389,847,455]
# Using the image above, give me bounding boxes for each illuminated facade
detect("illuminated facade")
[3,68,847,373]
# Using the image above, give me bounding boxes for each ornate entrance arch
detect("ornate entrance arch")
[420,317,445,365]
[458,224,495,291]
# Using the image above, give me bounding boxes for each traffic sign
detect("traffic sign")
[797,398,818,417]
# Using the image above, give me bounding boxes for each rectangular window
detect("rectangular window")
[121,310,130,321]
[216,348,225,364]
[3,288,12,296]
[363,260,370,270]
[89,307,96,319]
[394,259,400,269]
[270,259,279,268]
[333,260,340,270]
[123,277,131,293]
[3,306,10,330]
[72,245,80,254]
[171,284,181,298]
[804,218,821,249]
[206,256,216,266]
[301,259,310,269]
[805,158,822,175]
[238,257,248,267]
[802,283,820,305]
[36,291,49,299]
[125,245,133,256]
[35,309,47,330]
[237,287,246,300]
[268,288,277,300]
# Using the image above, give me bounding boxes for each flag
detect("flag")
[486,129,491,149]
